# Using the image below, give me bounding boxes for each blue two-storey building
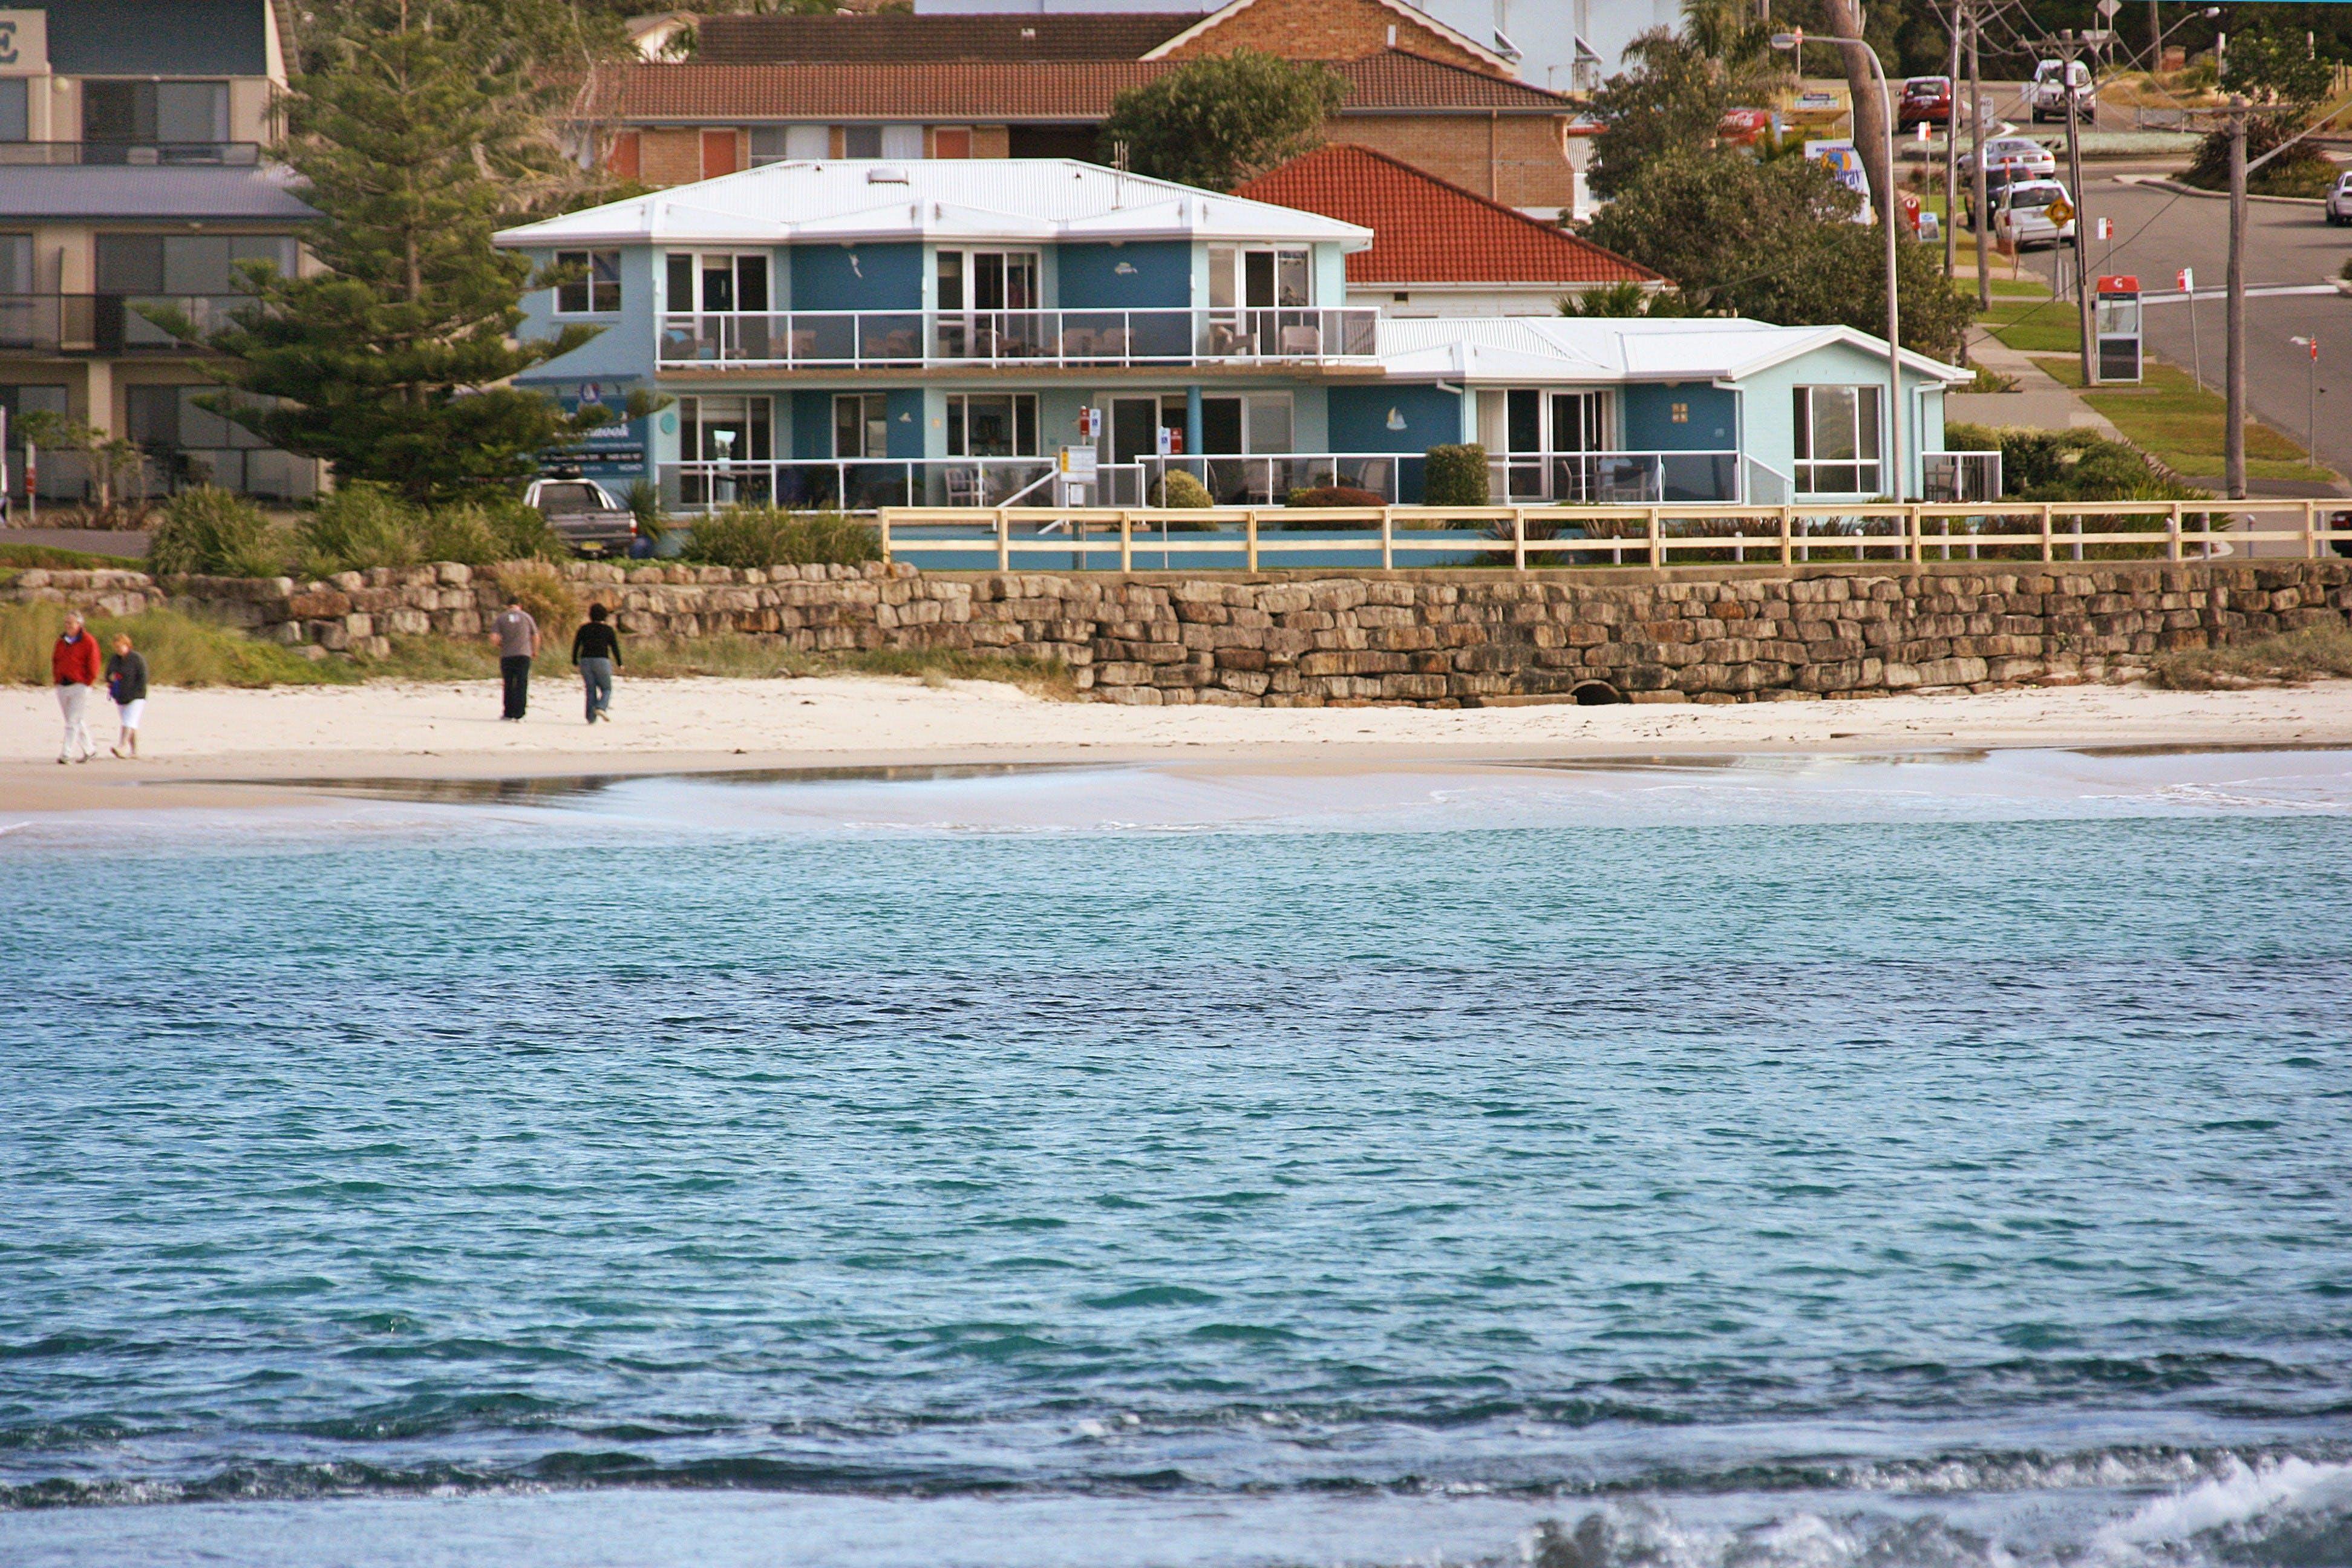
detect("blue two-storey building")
[494,160,1985,511]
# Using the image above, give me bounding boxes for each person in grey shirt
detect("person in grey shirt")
[489,600,540,720]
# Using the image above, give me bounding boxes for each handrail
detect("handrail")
[655,305,1383,370]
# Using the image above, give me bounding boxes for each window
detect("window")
[1792,385,1883,494]
[664,252,769,314]
[1195,393,1293,454]
[1207,246,1312,309]
[96,235,297,295]
[605,130,641,178]
[0,235,30,293]
[785,124,829,160]
[0,79,25,143]
[748,127,788,166]
[946,394,1037,457]
[842,124,882,158]
[834,393,888,458]
[84,80,229,146]
[701,129,739,178]
[935,250,1039,312]
[555,249,622,314]
[933,126,972,160]
[678,394,771,463]
[880,124,923,160]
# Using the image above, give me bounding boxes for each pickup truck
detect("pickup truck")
[2029,59,2095,123]
[523,476,638,555]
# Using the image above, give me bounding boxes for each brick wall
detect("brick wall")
[1158,0,1496,73]
[638,128,703,187]
[1341,114,1573,210]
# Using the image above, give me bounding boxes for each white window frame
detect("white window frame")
[934,249,1041,313]
[946,393,1039,458]
[834,393,889,459]
[555,249,621,315]
[664,251,770,315]
[1791,384,1884,497]
[678,393,772,463]
[1207,246,1313,309]
[1190,391,1293,456]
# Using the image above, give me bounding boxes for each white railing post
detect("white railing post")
[2307,500,2319,560]
[2167,502,2182,563]
[2040,503,2054,563]
[1514,506,1527,571]
[1381,507,1394,570]
[1246,509,1259,573]
[1647,506,1662,567]
[1120,510,1133,573]
[1779,505,1792,567]
[996,508,1010,572]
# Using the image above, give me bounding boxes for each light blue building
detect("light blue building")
[493,159,1985,512]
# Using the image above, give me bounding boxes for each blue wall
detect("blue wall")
[791,243,922,311]
[1622,384,1738,451]
[1328,385,1461,454]
[886,389,926,459]
[791,390,834,460]
[1056,242,1191,310]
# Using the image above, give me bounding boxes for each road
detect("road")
[2071,168,2351,485]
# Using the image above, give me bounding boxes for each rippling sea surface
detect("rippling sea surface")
[4,750,2350,1567]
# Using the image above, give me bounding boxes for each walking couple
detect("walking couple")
[488,598,623,724]
[53,612,148,763]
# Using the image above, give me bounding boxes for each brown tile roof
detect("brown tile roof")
[1233,143,1654,286]
[584,51,1574,122]
[696,11,1200,65]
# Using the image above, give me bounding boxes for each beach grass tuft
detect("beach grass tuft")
[2149,624,2352,690]
[0,602,355,688]
[0,543,130,571]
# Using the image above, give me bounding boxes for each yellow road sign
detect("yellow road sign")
[2047,197,2076,224]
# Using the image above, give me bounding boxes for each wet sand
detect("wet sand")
[4,675,2350,812]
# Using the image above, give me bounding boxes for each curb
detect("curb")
[2117,174,2326,207]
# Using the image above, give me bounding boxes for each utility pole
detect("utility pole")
[2061,30,2096,386]
[2225,99,2247,499]
[1944,0,1962,280]
[2149,0,2161,71]
[1970,7,1989,312]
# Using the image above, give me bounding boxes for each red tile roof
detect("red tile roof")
[581,51,1573,122]
[696,11,1200,65]
[1233,143,1655,286]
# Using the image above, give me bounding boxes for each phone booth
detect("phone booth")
[2094,275,2142,384]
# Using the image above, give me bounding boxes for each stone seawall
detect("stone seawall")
[8,559,2350,705]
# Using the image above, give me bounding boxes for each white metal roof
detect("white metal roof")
[1375,315,1973,385]
[495,159,1374,250]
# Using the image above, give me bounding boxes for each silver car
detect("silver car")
[2328,171,2352,226]
[1975,136,2056,181]
[1995,180,2077,249]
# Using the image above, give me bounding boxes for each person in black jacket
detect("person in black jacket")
[572,604,621,724]
[105,633,149,759]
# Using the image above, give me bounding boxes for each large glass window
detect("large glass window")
[0,235,30,293]
[935,250,1039,312]
[1195,393,1293,454]
[96,235,296,295]
[555,249,622,315]
[678,394,772,462]
[664,252,769,313]
[83,80,229,146]
[834,393,889,458]
[1207,246,1312,309]
[946,394,1037,457]
[842,125,882,158]
[0,79,27,143]
[1792,385,1883,495]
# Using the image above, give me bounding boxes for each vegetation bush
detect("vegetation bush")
[1423,445,1491,507]
[415,501,506,566]
[1150,471,1214,508]
[623,477,667,543]
[680,505,879,569]
[1990,428,2207,503]
[297,482,422,574]
[489,561,581,645]
[2151,624,2352,690]
[0,601,346,687]
[480,494,569,561]
[1098,49,1345,191]
[1285,485,1386,508]
[146,486,283,578]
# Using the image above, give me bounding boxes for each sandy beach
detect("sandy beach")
[5,674,2351,812]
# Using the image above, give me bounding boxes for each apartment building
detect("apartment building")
[0,0,322,502]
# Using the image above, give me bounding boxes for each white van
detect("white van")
[2030,59,2095,123]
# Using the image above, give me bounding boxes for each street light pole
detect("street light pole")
[2226,99,2247,500]
[1944,1,1962,280]
[1775,28,1907,500]
[2060,30,2096,387]
[1969,8,1988,313]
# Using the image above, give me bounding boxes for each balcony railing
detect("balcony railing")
[657,307,1382,370]
[1921,450,2002,503]
[0,293,248,354]
[659,447,1765,512]
[0,140,264,166]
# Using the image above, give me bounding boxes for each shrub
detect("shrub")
[489,561,581,646]
[147,486,282,578]
[1285,485,1386,508]
[416,502,506,566]
[681,505,879,569]
[298,482,422,574]
[483,495,569,562]
[0,601,346,687]
[622,477,667,544]
[1151,471,1213,508]
[1423,444,1490,507]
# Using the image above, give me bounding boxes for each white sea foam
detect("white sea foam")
[2091,1456,2352,1561]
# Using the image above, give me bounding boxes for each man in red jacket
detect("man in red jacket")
[51,611,100,764]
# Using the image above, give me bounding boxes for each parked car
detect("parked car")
[2327,171,2352,226]
[1973,136,2057,183]
[523,475,639,554]
[1994,179,2077,249]
[1898,75,1953,128]
[2029,58,2096,123]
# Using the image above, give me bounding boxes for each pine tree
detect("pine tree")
[183,2,647,504]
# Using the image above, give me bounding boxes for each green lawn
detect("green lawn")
[1982,295,2084,354]
[2030,356,2337,483]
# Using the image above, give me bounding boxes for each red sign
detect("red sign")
[1898,192,1923,235]
[1717,108,1775,146]
[2095,275,2140,295]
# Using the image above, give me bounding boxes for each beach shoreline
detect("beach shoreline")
[4,674,2350,812]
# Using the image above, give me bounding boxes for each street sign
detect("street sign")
[2047,196,2076,223]
[2177,266,2194,292]
[2096,0,2120,15]
[2094,217,2113,241]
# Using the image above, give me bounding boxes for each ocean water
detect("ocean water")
[2,750,2350,1567]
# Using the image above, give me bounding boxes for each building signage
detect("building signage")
[0,10,49,75]
[546,382,647,477]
